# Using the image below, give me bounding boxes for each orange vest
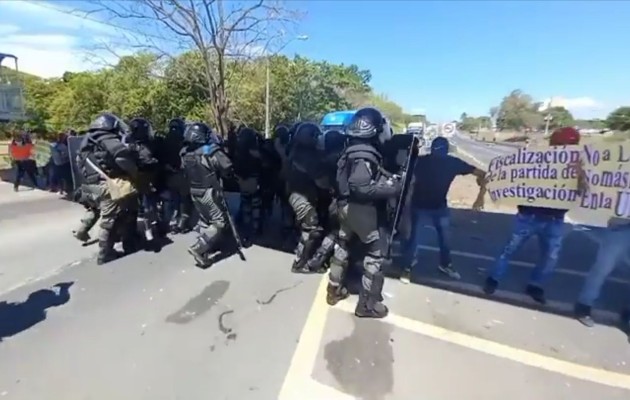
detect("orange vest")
[9,142,33,161]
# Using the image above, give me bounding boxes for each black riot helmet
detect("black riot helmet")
[168,118,186,138]
[345,107,386,140]
[128,117,152,143]
[236,127,259,149]
[291,122,321,149]
[274,124,290,145]
[88,112,126,134]
[324,129,347,154]
[183,122,213,145]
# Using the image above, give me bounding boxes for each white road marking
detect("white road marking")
[334,300,630,391]
[416,245,630,285]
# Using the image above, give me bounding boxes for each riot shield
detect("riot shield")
[384,134,419,259]
[383,134,418,175]
[67,135,85,192]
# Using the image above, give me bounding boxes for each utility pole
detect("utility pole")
[544,114,553,136]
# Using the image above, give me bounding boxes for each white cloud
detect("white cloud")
[0,0,113,34]
[409,108,426,116]
[0,1,125,77]
[538,96,608,119]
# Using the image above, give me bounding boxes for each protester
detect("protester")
[574,221,630,338]
[400,136,486,283]
[483,127,585,304]
[8,132,38,191]
[50,132,72,196]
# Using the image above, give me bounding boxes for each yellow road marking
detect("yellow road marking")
[335,300,630,391]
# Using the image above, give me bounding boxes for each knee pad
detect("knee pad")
[99,218,116,231]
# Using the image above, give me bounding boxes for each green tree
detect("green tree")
[495,89,543,131]
[606,106,630,131]
[545,106,575,129]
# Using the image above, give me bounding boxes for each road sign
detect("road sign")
[442,123,455,136]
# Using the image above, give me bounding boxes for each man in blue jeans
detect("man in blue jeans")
[400,137,486,283]
[574,222,630,339]
[484,127,585,304]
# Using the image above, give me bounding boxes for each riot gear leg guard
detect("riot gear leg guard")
[326,235,351,305]
[97,217,119,265]
[355,241,388,319]
[289,197,324,273]
[73,206,100,242]
[307,232,336,273]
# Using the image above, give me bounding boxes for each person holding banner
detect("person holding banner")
[575,222,630,338]
[483,127,584,304]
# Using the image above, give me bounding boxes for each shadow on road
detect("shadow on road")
[386,208,629,328]
[0,282,74,343]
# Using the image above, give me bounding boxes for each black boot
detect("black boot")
[574,303,594,327]
[173,217,191,234]
[72,230,91,243]
[306,249,331,274]
[96,240,120,265]
[187,236,215,267]
[354,273,388,319]
[326,283,349,306]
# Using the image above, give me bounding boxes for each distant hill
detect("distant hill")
[0,65,41,83]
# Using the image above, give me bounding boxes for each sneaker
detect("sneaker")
[525,284,547,305]
[483,277,498,295]
[574,303,595,328]
[400,269,411,284]
[438,264,461,280]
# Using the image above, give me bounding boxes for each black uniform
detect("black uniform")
[127,117,162,242]
[327,107,401,318]
[156,119,193,233]
[75,112,140,265]
[273,124,295,240]
[306,129,347,271]
[180,122,234,267]
[286,122,330,273]
[233,127,263,240]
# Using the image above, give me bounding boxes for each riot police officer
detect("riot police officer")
[180,122,235,267]
[273,124,295,241]
[286,122,329,273]
[128,117,161,243]
[327,107,401,318]
[305,129,347,271]
[233,127,263,241]
[162,118,193,233]
[75,112,140,265]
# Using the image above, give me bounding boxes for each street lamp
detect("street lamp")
[264,34,309,138]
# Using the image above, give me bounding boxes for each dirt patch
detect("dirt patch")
[449,173,516,215]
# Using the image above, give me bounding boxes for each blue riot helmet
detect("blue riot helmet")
[345,107,387,143]
[430,136,449,156]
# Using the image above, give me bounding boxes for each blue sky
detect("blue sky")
[1,0,629,121]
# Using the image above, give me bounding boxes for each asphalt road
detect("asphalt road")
[449,131,519,167]
[1,167,629,399]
